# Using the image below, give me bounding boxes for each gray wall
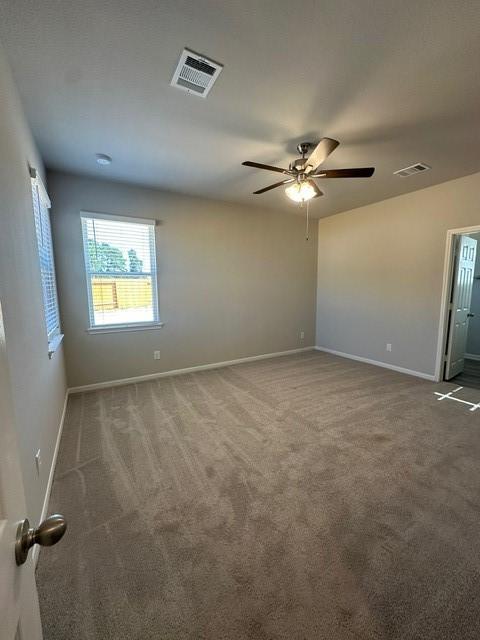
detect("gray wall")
[466,237,480,357]
[316,171,480,377]
[0,43,67,523]
[48,171,318,388]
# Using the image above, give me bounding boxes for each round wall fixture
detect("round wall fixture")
[95,153,112,165]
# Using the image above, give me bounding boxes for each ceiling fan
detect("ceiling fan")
[242,138,375,203]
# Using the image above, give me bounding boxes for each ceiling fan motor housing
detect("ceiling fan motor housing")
[290,157,308,172]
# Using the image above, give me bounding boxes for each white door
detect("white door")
[0,298,43,640]
[445,235,478,380]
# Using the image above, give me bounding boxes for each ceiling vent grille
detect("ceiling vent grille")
[394,162,431,177]
[171,49,223,98]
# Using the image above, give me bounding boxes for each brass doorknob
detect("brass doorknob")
[15,514,67,565]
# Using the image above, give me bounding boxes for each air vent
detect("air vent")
[171,49,223,98]
[394,162,431,177]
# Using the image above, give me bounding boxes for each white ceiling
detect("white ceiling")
[1,0,480,217]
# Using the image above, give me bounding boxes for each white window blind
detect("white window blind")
[31,169,61,348]
[81,212,159,329]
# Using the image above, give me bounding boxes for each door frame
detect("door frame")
[434,224,480,382]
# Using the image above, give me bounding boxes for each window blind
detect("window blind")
[80,212,159,328]
[31,170,61,343]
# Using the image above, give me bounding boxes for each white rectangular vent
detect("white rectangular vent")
[171,49,223,98]
[394,162,431,177]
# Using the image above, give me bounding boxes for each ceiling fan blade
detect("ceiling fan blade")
[242,161,290,175]
[253,179,294,194]
[305,138,339,173]
[312,167,375,179]
[309,180,324,198]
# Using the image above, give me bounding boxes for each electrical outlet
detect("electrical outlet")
[153,350,161,360]
[35,449,41,476]
[300,331,305,340]
[386,343,392,352]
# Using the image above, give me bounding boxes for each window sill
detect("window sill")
[86,322,165,335]
[48,333,64,359]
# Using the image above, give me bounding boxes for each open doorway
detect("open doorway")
[436,227,480,389]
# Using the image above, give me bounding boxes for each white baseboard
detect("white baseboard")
[68,346,315,394]
[33,391,69,565]
[465,353,480,362]
[314,346,436,381]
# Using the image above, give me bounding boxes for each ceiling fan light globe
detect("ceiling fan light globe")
[285,182,315,203]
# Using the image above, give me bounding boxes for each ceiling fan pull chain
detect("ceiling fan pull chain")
[305,199,310,241]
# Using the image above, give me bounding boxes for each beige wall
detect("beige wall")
[0,44,67,523]
[48,171,318,387]
[316,171,480,377]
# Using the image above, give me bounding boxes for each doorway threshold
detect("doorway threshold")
[451,359,480,391]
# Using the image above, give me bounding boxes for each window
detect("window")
[30,168,62,356]
[81,212,159,330]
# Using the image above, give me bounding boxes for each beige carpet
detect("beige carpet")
[37,351,480,639]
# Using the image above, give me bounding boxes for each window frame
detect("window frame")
[30,167,63,357]
[80,211,162,333]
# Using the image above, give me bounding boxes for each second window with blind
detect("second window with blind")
[80,212,159,329]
